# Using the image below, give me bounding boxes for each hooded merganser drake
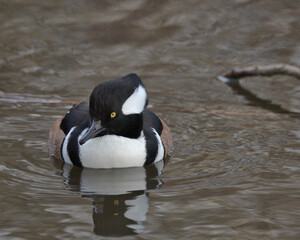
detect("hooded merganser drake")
[49,73,173,169]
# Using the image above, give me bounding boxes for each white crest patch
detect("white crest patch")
[122,85,147,115]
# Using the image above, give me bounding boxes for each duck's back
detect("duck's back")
[60,102,90,135]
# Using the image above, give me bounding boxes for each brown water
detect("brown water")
[1,0,300,239]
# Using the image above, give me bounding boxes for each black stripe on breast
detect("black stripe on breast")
[144,128,158,166]
[67,127,83,168]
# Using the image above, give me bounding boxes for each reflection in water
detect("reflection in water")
[225,80,300,117]
[58,161,164,236]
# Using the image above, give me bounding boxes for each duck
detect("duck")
[49,73,173,169]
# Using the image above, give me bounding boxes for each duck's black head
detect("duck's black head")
[79,73,148,145]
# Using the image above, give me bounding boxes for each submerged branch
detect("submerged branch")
[216,63,300,116]
[218,64,300,82]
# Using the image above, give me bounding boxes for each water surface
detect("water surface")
[0,0,300,239]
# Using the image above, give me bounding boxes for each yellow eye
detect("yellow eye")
[110,112,116,118]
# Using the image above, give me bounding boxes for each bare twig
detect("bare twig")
[218,64,300,82]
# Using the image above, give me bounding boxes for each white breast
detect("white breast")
[79,129,147,168]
